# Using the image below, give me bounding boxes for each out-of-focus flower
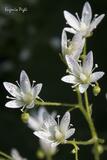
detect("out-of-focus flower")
[61,51,104,93]
[19,48,31,62]
[11,148,27,160]
[27,107,57,156]
[64,2,105,37]
[27,107,54,130]
[3,70,42,110]
[61,30,85,60]
[34,112,75,146]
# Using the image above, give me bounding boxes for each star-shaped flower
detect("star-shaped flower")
[61,51,104,93]
[33,112,75,146]
[61,30,85,60]
[64,2,105,37]
[27,107,57,156]
[3,70,42,110]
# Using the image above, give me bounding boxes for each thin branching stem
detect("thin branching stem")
[84,91,100,160]
[0,151,13,160]
[35,100,78,108]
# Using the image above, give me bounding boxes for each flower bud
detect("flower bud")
[36,149,45,159]
[72,148,76,154]
[93,85,101,96]
[21,112,29,123]
[97,145,104,154]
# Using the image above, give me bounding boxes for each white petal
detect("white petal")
[90,72,104,82]
[38,107,49,123]
[61,75,77,84]
[81,2,92,25]
[32,83,42,97]
[64,27,77,34]
[60,112,70,134]
[71,33,85,59]
[90,14,105,32]
[3,82,20,97]
[61,30,67,55]
[66,55,81,75]
[33,131,52,143]
[20,70,31,93]
[64,10,80,30]
[28,116,40,130]
[40,139,57,155]
[65,128,75,139]
[44,115,57,129]
[79,84,89,93]
[72,33,84,48]
[5,100,23,108]
[83,51,93,75]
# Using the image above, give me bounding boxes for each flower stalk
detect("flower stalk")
[35,100,78,108]
[0,151,13,160]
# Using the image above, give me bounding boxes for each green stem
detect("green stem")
[35,100,78,108]
[84,91,100,160]
[84,91,96,136]
[67,138,94,146]
[0,151,13,160]
[67,141,79,160]
[67,138,104,146]
[46,154,52,160]
[81,39,87,60]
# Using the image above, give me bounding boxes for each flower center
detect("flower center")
[23,93,33,104]
[80,73,89,83]
[80,22,87,32]
[54,127,64,143]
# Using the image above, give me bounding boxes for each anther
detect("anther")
[94,14,98,17]
[92,64,98,72]
[57,115,60,125]
[95,64,98,68]
[6,96,15,100]
[70,124,73,127]
[32,80,36,87]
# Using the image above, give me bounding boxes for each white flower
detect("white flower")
[3,70,42,110]
[64,2,105,37]
[27,107,57,155]
[61,51,104,93]
[61,30,85,60]
[11,148,27,160]
[33,112,75,146]
[27,107,56,131]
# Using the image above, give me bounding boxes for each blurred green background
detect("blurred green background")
[0,0,107,159]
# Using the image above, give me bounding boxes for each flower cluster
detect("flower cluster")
[61,1,105,93]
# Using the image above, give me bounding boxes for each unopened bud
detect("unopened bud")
[21,112,29,123]
[97,145,104,154]
[72,148,76,154]
[93,85,101,96]
[36,149,45,159]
